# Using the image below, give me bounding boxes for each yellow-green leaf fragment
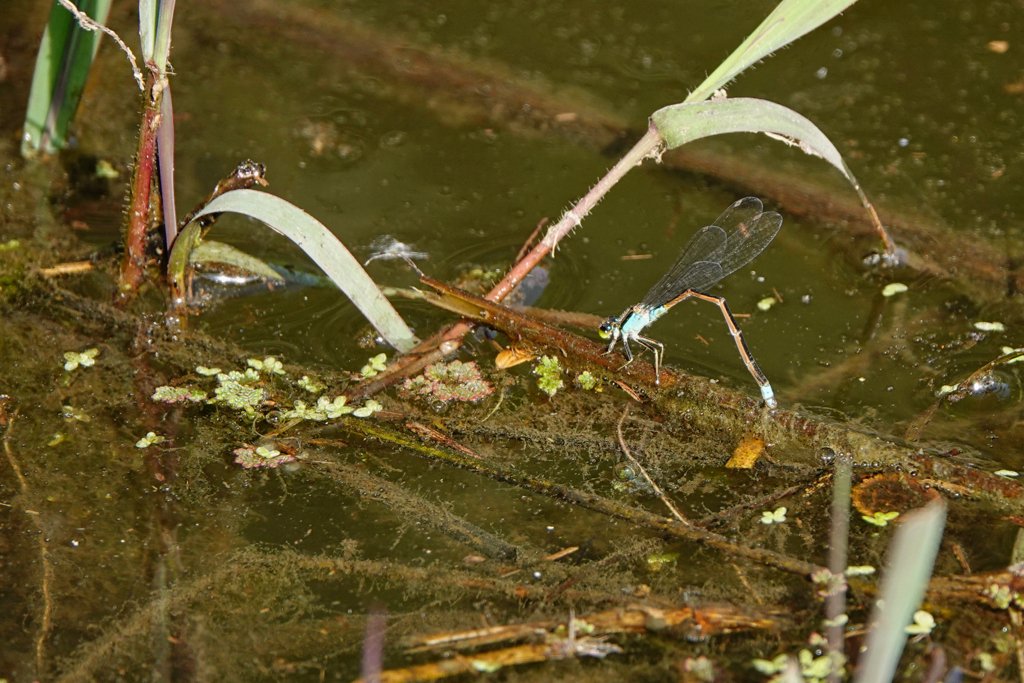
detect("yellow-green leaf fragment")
[882,283,908,297]
[756,297,777,311]
[862,510,900,527]
[135,432,166,448]
[760,507,787,524]
[63,347,99,371]
[974,321,1006,332]
[904,610,935,635]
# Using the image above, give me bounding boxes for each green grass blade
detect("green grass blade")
[854,500,946,683]
[687,0,859,103]
[168,188,420,353]
[652,97,857,187]
[22,0,112,155]
[139,0,156,63]
[153,0,176,71]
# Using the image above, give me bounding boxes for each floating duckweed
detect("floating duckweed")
[974,321,1006,332]
[135,432,166,448]
[798,649,844,683]
[987,584,1012,609]
[247,357,284,375]
[1000,347,1024,363]
[904,610,935,635]
[298,375,326,393]
[881,282,908,297]
[63,348,99,371]
[360,353,388,377]
[233,444,296,469]
[760,507,787,524]
[213,380,266,413]
[756,297,777,311]
[47,433,66,447]
[995,469,1020,478]
[977,653,997,673]
[0,239,21,251]
[196,366,221,376]
[218,368,260,384]
[576,370,598,390]
[95,159,119,178]
[752,655,790,675]
[352,399,383,418]
[152,385,208,403]
[400,360,493,404]
[318,395,355,419]
[862,510,899,527]
[282,400,325,421]
[534,356,564,397]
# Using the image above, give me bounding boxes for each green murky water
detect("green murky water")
[2,0,1024,680]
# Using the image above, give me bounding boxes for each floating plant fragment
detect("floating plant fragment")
[152,385,208,403]
[233,444,296,469]
[756,297,777,311]
[974,321,1006,332]
[862,511,900,527]
[904,610,935,635]
[400,360,493,405]
[363,235,429,265]
[360,353,388,377]
[995,470,1020,478]
[135,432,166,448]
[752,654,790,675]
[248,357,285,375]
[298,375,326,393]
[352,399,383,418]
[576,371,598,390]
[213,379,266,414]
[534,356,564,397]
[760,507,787,524]
[63,348,99,371]
[196,366,221,376]
[881,283,908,297]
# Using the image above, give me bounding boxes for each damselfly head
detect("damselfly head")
[598,318,619,340]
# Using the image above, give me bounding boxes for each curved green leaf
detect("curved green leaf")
[686,0,859,103]
[190,240,285,283]
[169,188,419,353]
[652,97,856,187]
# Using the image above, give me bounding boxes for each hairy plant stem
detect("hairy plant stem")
[118,67,162,299]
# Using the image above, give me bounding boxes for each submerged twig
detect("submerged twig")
[3,412,54,680]
[615,404,688,524]
[341,418,825,578]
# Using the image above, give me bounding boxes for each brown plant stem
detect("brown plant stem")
[118,67,162,299]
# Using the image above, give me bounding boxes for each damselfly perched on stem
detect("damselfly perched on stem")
[599,197,783,408]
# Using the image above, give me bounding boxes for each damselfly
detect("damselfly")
[599,196,783,408]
